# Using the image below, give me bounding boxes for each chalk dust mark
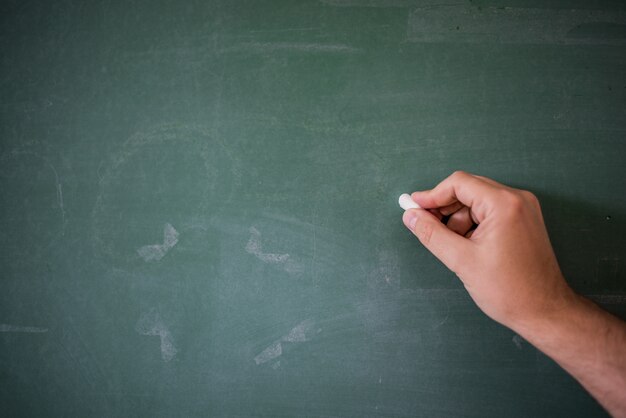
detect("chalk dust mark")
[254,340,283,365]
[369,249,400,288]
[246,227,290,264]
[248,27,319,34]
[320,0,412,7]
[254,319,318,365]
[512,335,524,350]
[91,124,241,265]
[0,324,48,333]
[230,42,362,53]
[136,309,178,362]
[137,223,179,262]
[432,296,450,330]
[245,226,304,273]
[282,319,315,342]
[310,195,320,282]
[96,160,105,183]
[46,161,66,235]
[0,150,68,235]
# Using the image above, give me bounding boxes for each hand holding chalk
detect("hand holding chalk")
[400,172,626,416]
[398,193,421,210]
[400,171,571,331]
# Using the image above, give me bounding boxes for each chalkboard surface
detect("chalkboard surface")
[1,1,625,416]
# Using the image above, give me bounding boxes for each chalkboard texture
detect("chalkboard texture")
[1,0,625,416]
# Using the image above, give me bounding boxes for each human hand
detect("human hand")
[402,171,577,331]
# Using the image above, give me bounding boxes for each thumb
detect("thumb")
[402,209,473,275]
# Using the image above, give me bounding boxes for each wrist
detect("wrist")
[510,286,586,342]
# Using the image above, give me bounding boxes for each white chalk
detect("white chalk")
[398,193,420,210]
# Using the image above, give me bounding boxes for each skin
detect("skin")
[402,171,626,417]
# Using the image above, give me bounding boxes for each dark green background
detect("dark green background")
[1,1,625,416]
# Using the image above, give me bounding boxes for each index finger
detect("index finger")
[411,171,500,223]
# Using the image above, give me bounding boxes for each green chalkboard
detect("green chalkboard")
[1,0,625,416]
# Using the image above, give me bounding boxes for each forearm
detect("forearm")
[515,293,626,417]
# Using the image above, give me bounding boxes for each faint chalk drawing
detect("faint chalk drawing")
[0,324,48,333]
[137,223,179,262]
[254,341,283,365]
[254,319,318,365]
[246,227,304,273]
[136,309,178,362]
[246,227,289,263]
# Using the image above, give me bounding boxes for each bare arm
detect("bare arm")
[402,171,626,417]
[519,296,626,416]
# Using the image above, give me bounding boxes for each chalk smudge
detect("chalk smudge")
[254,341,283,365]
[512,335,524,350]
[254,319,318,365]
[321,0,412,7]
[45,160,66,235]
[136,309,178,362]
[137,223,179,262]
[246,227,305,274]
[0,324,48,333]
[235,41,362,53]
[246,227,289,263]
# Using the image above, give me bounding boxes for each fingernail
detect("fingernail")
[403,210,418,230]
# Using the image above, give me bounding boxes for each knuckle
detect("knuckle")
[521,190,540,207]
[500,191,526,214]
[451,170,468,180]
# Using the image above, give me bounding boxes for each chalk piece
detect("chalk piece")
[398,193,420,210]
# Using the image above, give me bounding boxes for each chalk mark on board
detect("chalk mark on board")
[254,319,318,365]
[46,160,66,235]
[136,309,178,362]
[40,160,66,235]
[57,182,65,233]
[254,340,283,365]
[246,227,289,264]
[1,150,68,236]
[320,0,412,7]
[309,194,322,282]
[0,324,48,333]
[236,41,362,53]
[245,227,303,274]
[137,223,179,262]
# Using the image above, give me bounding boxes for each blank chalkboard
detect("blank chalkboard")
[1,1,625,417]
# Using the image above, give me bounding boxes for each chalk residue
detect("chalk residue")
[0,324,48,333]
[512,335,524,350]
[254,319,317,365]
[238,41,362,53]
[246,226,291,263]
[407,4,626,45]
[46,161,66,235]
[246,227,304,273]
[321,0,412,8]
[136,309,178,362]
[137,223,179,262]
[374,249,399,286]
[254,341,283,365]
